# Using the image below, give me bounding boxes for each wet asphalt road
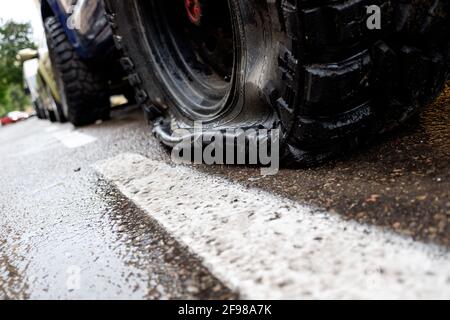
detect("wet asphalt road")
[0,106,235,300]
[0,83,449,299]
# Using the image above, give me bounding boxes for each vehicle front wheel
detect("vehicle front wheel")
[106,0,449,166]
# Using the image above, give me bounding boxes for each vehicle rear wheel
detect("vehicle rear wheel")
[106,0,449,166]
[44,17,111,127]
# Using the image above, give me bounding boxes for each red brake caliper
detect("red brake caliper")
[185,0,202,25]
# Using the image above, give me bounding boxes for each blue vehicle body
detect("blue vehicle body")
[41,0,114,60]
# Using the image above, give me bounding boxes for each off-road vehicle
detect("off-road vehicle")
[18,48,65,123]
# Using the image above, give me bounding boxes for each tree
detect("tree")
[0,20,36,116]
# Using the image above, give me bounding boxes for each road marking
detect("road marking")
[95,153,450,299]
[45,127,60,133]
[53,130,97,149]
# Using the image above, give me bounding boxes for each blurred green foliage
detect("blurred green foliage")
[0,20,36,116]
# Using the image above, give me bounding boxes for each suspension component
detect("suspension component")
[185,0,202,25]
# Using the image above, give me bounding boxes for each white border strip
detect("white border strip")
[95,153,450,300]
[53,130,97,149]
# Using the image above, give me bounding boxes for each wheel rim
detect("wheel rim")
[137,0,236,120]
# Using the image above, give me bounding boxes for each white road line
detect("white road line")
[45,126,60,133]
[94,153,450,300]
[53,130,97,149]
